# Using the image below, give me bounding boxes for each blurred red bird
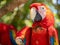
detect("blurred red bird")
[0,23,17,45]
[16,3,59,45]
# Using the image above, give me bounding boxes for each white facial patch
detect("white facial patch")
[38,6,46,20]
[30,7,36,20]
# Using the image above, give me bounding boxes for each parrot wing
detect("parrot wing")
[48,26,59,45]
[16,26,31,45]
[9,25,17,45]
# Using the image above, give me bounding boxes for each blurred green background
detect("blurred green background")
[0,0,60,39]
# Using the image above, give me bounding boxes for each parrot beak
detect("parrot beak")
[34,10,42,22]
[30,7,42,22]
[30,7,36,22]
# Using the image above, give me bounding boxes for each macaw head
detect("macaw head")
[30,3,54,27]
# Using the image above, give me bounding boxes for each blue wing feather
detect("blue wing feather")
[23,38,26,45]
[50,37,54,45]
[10,31,17,45]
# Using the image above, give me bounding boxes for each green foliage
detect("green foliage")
[0,0,7,8]
[1,12,12,23]
[24,20,33,27]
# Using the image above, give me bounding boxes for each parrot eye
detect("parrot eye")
[38,6,46,20]
[41,7,44,9]
[40,6,45,10]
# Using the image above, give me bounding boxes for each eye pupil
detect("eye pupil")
[42,7,44,9]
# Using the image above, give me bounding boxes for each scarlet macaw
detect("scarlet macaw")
[0,23,17,45]
[15,3,59,45]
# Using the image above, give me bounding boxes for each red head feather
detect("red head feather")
[30,3,54,28]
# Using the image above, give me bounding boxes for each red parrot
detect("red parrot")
[0,23,17,45]
[15,3,59,45]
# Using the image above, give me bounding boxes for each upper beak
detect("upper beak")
[30,7,36,21]
[30,7,42,22]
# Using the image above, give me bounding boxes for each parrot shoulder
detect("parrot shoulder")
[48,25,58,36]
[16,26,31,39]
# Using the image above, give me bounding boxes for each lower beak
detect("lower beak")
[34,10,42,22]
